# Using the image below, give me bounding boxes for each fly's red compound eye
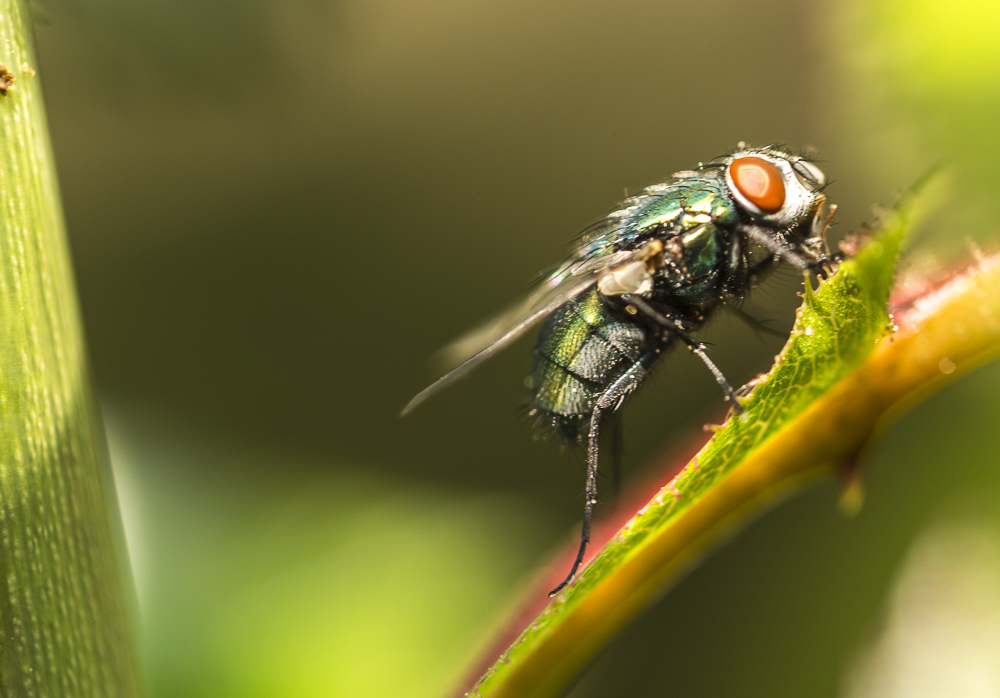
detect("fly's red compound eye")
[729,157,786,214]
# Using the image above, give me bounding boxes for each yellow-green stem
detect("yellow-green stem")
[0,3,144,695]
[470,202,1000,697]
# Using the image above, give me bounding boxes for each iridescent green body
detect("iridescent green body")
[530,169,782,441]
[406,145,828,595]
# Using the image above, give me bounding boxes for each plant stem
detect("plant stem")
[0,3,144,695]
[466,197,1000,697]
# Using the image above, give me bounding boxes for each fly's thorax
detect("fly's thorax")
[635,176,739,232]
[596,177,740,300]
[664,223,725,284]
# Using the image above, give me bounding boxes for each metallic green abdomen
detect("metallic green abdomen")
[530,288,656,442]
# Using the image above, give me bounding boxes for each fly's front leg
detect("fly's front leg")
[621,294,746,416]
[804,203,838,280]
[741,220,834,286]
[740,223,812,271]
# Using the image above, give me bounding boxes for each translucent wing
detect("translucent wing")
[400,273,597,416]
[435,246,639,365]
[402,182,680,416]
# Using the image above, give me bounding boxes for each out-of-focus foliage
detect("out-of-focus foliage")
[834,0,1000,252]
[845,516,1000,698]
[868,0,1000,175]
[110,413,550,698]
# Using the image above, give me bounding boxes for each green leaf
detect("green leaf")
[0,2,144,695]
[467,184,1000,697]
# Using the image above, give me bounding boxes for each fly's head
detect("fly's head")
[721,145,830,275]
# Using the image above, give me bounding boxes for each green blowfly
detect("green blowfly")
[404,145,832,594]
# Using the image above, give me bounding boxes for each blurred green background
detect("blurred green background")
[30,0,1000,695]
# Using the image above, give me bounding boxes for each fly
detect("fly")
[404,145,832,595]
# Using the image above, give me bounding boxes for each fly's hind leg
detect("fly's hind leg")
[548,353,658,596]
[609,414,623,506]
[623,295,746,415]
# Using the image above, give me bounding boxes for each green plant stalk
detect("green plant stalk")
[0,4,144,696]
[468,197,1000,696]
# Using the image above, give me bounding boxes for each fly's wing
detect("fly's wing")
[401,184,670,416]
[433,269,587,370]
[400,272,596,416]
[433,239,643,369]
